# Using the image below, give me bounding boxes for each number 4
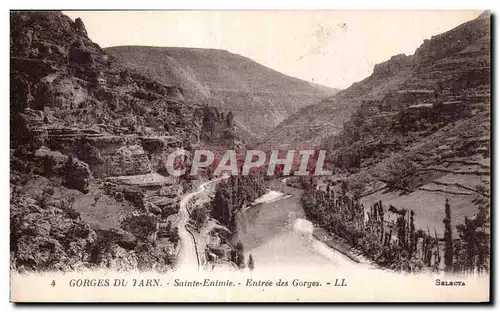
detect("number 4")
[51,280,56,287]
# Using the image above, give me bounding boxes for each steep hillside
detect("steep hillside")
[105,46,337,139]
[262,60,413,149]
[286,13,490,275]
[10,11,239,272]
[263,12,490,151]
[312,12,490,233]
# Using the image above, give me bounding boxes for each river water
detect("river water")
[234,187,366,269]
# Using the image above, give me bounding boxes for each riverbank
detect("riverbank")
[252,190,287,205]
[267,184,377,268]
[312,228,367,264]
[233,185,375,270]
[241,190,288,213]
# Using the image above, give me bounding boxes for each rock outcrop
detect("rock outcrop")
[10,11,240,272]
[372,54,414,77]
[10,175,97,271]
[10,12,240,156]
[34,146,92,193]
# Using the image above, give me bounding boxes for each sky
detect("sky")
[64,10,481,89]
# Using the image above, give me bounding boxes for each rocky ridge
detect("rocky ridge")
[10,11,238,272]
[262,12,490,151]
[316,12,490,232]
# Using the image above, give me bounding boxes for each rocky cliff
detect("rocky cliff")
[262,12,490,153]
[287,12,490,232]
[10,11,239,272]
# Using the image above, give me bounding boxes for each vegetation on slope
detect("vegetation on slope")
[301,181,489,273]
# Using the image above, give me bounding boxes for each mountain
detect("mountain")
[263,12,491,151]
[105,46,338,140]
[10,11,239,271]
[288,12,491,232]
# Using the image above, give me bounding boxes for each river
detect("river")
[234,186,371,270]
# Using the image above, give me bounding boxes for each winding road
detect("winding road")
[176,176,228,270]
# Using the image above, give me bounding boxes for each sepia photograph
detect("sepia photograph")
[9,8,491,302]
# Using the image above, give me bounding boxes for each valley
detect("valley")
[9,11,490,275]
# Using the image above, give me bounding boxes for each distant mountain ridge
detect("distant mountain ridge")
[105,46,338,140]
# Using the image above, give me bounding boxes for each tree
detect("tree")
[443,199,453,272]
[456,217,475,273]
[210,174,266,228]
[454,186,490,274]
[211,188,232,225]
[248,254,255,271]
[299,184,446,272]
[474,193,490,274]
[396,213,407,249]
[192,206,207,231]
[409,210,416,256]
[232,241,246,269]
[226,111,234,127]
[169,229,180,245]
[433,228,441,271]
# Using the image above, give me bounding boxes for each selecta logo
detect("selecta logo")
[165,149,333,177]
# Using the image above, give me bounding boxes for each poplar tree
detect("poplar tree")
[443,199,453,272]
[248,254,255,271]
[410,210,416,256]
